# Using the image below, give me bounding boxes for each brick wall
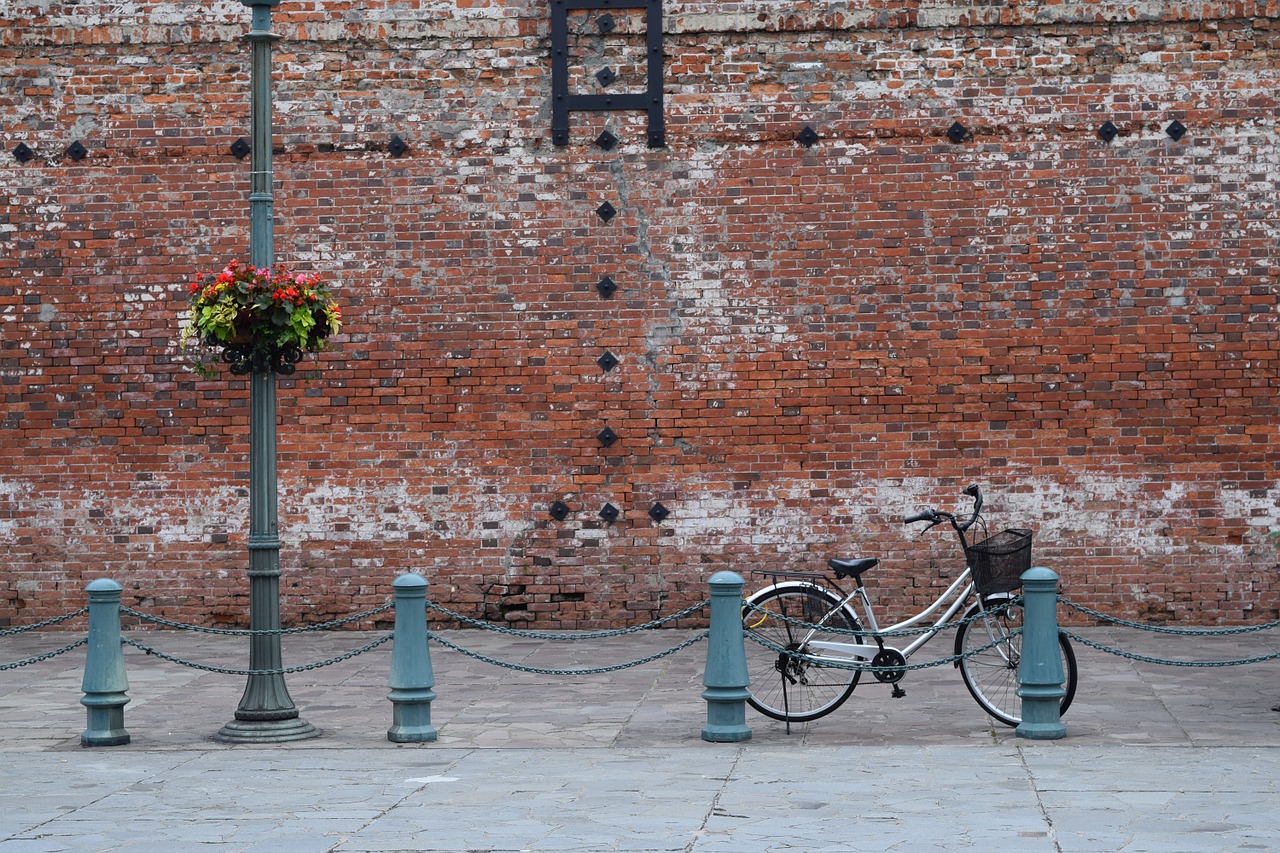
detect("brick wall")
[2,0,1278,628]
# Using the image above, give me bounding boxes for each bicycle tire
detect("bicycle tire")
[743,585,862,723]
[955,600,1078,727]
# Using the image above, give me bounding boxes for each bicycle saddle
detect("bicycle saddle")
[828,557,878,579]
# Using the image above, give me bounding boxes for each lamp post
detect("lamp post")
[216,0,317,743]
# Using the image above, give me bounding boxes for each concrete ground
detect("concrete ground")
[1,622,1278,852]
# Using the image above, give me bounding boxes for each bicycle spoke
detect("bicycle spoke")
[958,601,1078,727]
[743,586,861,723]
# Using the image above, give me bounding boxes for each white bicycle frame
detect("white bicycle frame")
[767,569,979,665]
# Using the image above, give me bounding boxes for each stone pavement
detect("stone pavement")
[0,623,1278,852]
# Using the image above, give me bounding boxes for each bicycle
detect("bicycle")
[742,485,1078,727]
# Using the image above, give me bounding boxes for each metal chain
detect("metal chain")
[121,634,393,675]
[0,638,88,671]
[744,627,1022,673]
[426,600,709,640]
[120,602,394,635]
[1060,629,1280,668]
[0,608,88,636]
[427,629,709,676]
[1060,597,1280,635]
[741,595,1021,638]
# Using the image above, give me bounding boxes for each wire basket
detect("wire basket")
[965,528,1033,596]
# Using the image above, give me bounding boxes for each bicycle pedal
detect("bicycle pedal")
[891,685,906,699]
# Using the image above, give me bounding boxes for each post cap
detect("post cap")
[86,578,123,592]
[708,570,745,589]
[393,572,428,589]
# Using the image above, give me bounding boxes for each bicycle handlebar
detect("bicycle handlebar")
[961,484,983,531]
[903,509,941,525]
[903,485,983,533]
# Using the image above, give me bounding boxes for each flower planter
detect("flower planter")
[180,260,340,377]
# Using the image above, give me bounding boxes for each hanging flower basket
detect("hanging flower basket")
[180,260,341,377]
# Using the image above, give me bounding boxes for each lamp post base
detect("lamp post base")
[216,715,318,744]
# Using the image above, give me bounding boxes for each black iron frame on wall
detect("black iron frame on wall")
[550,0,665,148]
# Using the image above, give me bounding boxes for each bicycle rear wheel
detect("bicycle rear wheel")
[743,585,862,723]
[956,599,1078,727]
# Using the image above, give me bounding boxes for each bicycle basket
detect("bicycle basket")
[965,528,1033,596]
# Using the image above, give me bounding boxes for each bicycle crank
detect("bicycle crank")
[871,649,906,684]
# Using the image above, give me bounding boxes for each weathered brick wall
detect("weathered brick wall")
[2,1,1278,628]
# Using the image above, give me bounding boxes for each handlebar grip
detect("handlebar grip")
[958,484,983,532]
[904,510,939,525]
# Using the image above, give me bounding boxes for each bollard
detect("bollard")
[387,573,437,743]
[1016,566,1067,740]
[81,578,130,747]
[701,571,752,743]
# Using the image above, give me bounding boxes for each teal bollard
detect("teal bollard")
[701,571,752,743]
[387,573,438,743]
[1016,566,1067,740]
[81,578,130,747]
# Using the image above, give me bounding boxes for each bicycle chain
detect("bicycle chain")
[741,595,1021,638]
[744,628,1021,673]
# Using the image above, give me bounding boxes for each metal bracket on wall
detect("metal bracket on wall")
[551,0,665,147]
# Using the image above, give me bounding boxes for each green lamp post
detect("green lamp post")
[216,0,317,743]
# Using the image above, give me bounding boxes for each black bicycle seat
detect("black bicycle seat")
[828,557,878,579]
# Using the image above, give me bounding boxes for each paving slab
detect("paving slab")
[1,623,1278,851]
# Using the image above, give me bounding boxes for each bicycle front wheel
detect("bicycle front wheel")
[743,585,862,723]
[956,600,1078,727]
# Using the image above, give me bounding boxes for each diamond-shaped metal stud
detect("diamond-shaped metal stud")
[597,426,618,447]
[596,130,618,151]
[599,503,619,523]
[596,13,616,33]
[648,502,670,522]
[13,142,33,163]
[1166,120,1186,141]
[597,352,618,372]
[595,67,617,87]
[549,500,571,521]
[597,202,617,222]
[388,135,408,157]
[66,141,87,161]
[946,121,967,143]
[230,138,250,159]
[1097,121,1118,142]
[597,276,618,298]
[796,125,819,147]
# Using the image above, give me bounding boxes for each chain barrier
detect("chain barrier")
[0,607,88,636]
[120,602,394,635]
[122,634,393,676]
[743,627,1020,674]
[740,595,1021,638]
[1059,630,1280,668]
[1,638,88,671]
[1058,595,1280,668]
[428,629,709,676]
[425,599,709,639]
[1060,596,1280,635]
